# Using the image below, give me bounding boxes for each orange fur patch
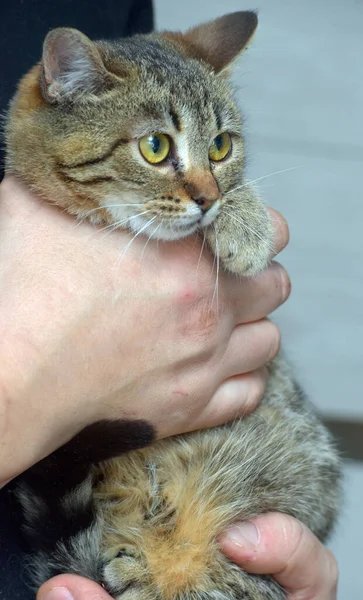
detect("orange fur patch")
[12,64,45,114]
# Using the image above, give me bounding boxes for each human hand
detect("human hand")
[219,513,338,599]
[0,177,289,482]
[36,513,337,600]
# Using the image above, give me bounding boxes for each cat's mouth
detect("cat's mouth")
[127,201,220,242]
[166,201,220,235]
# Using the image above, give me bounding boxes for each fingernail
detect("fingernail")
[223,521,260,548]
[43,588,74,600]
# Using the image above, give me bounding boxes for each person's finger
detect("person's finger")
[222,319,281,378]
[228,261,291,324]
[38,574,113,600]
[268,207,290,257]
[190,367,268,431]
[219,513,338,600]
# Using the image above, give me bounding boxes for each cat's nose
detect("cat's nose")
[184,177,220,213]
[193,195,215,213]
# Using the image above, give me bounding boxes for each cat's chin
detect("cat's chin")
[129,216,200,242]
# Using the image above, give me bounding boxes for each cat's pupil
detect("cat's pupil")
[149,136,161,155]
[215,135,223,151]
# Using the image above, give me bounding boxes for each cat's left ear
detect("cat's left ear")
[41,28,114,103]
[164,11,258,74]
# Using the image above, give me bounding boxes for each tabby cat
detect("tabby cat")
[5,11,341,600]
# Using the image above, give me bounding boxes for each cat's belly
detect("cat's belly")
[94,355,341,600]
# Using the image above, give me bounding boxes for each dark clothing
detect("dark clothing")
[0,2,154,597]
[0,0,153,180]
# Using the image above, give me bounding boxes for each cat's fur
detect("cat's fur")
[5,11,341,600]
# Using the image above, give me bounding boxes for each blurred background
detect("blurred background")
[154,0,363,596]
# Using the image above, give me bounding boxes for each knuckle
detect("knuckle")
[271,514,307,569]
[285,517,306,561]
[178,294,220,346]
[265,321,281,360]
[245,369,267,412]
[274,211,290,252]
[197,303,220,340]
[268,207,290,254]
[273,262,291,304]
[326,548,339,588]
[278,215,290,248]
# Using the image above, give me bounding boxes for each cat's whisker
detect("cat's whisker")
[72,203,146,230]
[211,226,220,313]
[117,216,157,265]
[141,222,161,260]
[195,231,207,282]
[156,225,161,256]
[105,209,152,230]
[224,166,301,197]
[94,210,152,239]
[248,165,302,185]
[81,203,144,219]
[222,208,266,245]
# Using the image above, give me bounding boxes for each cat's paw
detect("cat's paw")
[206,188,273,277]
[207,229,272,277]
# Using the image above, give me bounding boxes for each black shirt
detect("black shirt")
[0,0,154,180]
[0,2,153,598]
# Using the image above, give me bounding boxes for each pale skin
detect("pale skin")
[0,177,337,598]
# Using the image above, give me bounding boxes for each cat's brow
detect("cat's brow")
[169,106,181,131]
[213,106,222,131]
[56,137,129,169]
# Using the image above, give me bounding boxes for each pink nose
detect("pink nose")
[184,178,220,212]
[192,195,215,212]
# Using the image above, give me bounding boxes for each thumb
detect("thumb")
[37,574,113,600]
[218,512,338,600]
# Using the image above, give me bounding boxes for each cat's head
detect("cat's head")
[6,12,257,241]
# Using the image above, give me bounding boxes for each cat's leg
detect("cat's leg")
[205,183,273,277]
[15,419,155,589]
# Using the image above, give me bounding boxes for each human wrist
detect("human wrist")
[0,317,88,483]
[0,179,95,481]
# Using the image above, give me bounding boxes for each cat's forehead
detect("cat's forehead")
[103,36,211,81]
[99,37,240,133]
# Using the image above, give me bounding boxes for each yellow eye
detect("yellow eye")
[209,132,232,162]
[139,133,170,164]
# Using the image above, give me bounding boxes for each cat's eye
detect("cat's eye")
[208,133,232,162]
[139,133,170,164]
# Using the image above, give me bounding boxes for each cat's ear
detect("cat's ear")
[41,28,113,103]
[164,11,258,74]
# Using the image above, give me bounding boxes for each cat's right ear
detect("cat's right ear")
[41,28,113,103]
[163,12,258,74]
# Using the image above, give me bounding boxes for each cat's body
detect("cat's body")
[5,11,341,600]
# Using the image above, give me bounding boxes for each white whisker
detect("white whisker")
[81,203,144,218]
[195,231,206,282]
[222,208,266,244]
[224,166,301,197]
[118,216,157,263]
[211,226,220,313]
[93,210,152,238]
[141,222,161,260]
